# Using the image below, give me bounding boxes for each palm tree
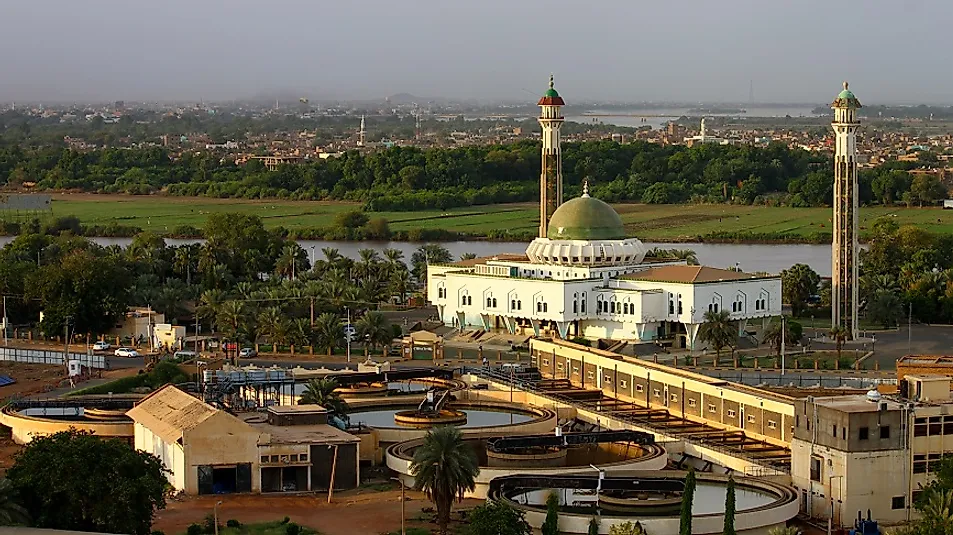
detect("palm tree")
[411,426,479,534]
[0,479,29,526]
[216,300,246,342]
[920,489,953,530]
[383,247,404,272]
[357,248,381,278]
[257,307,287,348]
[698,310,737,361]
[829,326,849,360]
[197,289,226,325]
[323,247,343,266]
[314,312,342,356]
[459,252,478,261]
[299,378,349,424]
[355,311,393,354]
[761,319,793,357]
[389,268,411,304]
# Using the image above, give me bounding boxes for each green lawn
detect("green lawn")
[44,194,953,241]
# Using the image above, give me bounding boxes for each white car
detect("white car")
[92,341,111,351]
[114,347,140,358]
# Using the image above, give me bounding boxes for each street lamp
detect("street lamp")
[213,500,223,535]
[309,245,316,269]
[391,477,406,535]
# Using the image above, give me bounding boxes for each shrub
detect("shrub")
[281,516,291,525]
[285,522,301,535]
[226,519,241,528]
[151,531,166,535]
[203,514,218,534]
[186,524,203,535]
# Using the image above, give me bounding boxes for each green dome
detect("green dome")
[837,88,856,100]
[547,194,626,241]
[544,87,560,98]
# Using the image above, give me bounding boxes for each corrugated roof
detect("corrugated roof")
[126,385,219,444]
[622,265,766,284]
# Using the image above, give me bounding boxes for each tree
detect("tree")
[679,468,696,535]
[781,263,820,317]
[724,475,737,535]
[698,310,736,360]
[7,430,166,535]
[411,244,453,282]
[609,521,647,535]
[299,378,349,426]
[767,527,801,535]
[542,492,560,535]
[0,479,29,526]
[411,426,479,535]
[313,312,342,356]
[465,500,531,535]
[460,252,478,261]
[354,311,393,352]
[911,174,947,207]
[761,318,795,357]
[588,517,600,535]
[866,290,903,328]
[829,326,849,358]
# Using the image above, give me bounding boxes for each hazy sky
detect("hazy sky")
[1,0,947,104]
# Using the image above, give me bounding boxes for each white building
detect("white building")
[426,79,782,347]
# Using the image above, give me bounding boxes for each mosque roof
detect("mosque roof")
[832,81,861,108]
[538,74,565,106]
[621,265,768,284]
[546,184,626,241]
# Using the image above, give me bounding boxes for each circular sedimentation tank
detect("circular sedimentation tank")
[488,472,798,534]
[387,434,668,499]
[392,408,467,427]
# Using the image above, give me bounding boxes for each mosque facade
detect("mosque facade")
[426,78,781,347]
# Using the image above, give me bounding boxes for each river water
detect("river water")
[0,236,832,276]
[567,106,822,129]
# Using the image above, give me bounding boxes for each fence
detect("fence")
[0,347,106,369]
[697,369,897,389]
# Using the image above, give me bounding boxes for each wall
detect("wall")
[532,339,795,447]
[135,422,186,491]
[0,408,133,445]
[182,412,263,494]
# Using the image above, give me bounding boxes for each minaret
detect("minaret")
[831,82,862,339]
[358,115,366,147]
[538,74,565,238]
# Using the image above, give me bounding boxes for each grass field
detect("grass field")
[43,193,953,241]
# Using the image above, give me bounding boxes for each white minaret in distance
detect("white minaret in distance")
[358,115,366,147]
[538,74,565,238]
[831,81,862,338]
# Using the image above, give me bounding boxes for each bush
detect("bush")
[226,519,241,528]
[151,531,166,535]
[203,514,218,534]
[285,522,301,535]
[186,524,203,535]
[281,516,291,525]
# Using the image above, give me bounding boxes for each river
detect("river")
[567,106,822,129]
[0,236,832,276]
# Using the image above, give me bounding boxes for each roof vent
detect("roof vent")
[866,389,882,403]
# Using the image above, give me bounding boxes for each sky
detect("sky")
[0,0,947,104]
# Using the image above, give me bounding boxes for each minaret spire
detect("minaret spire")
[582,179,590,198]
[831,80,862,339]
[537,75,566,238]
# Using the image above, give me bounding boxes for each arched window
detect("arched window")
[517,300,522,310]
[487,297,492,308]
[492,298,497,308]
[581,293,587,313]
[537,301,542,312]
[573,300,578,313]
[467,296,472,306]
[543,303,548,313]
[677,294,683,315]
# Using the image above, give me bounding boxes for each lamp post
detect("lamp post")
[391,477,406,535]
[589,464,605,510]
[213,500,223,535]
[781,314,786,376]
[345,307,352,364]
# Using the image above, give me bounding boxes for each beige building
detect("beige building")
[790,374,953,528]
[109,307,165,343]
[128,386,360,495]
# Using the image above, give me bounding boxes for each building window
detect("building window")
[881,426,891,439]
[270,455,279,463]
[261,456,269,463]
[573,301,578,313]
[492,298,497,307]
[727,409,736,418]
[572,366,579,374]
[832,424,837,437]
[543,303,548,313]
[289,454,298,462]
[300,454,307,462]
[929,416,942,435]
[467,296,472,305]
[620,379,627,389]
[635,384,644,393]
[487,297,492,307]
[914,417,927,437]
[604,374,612,384]
[747,415,756,424]
[914,454,927,474]
[653,389,661,398]
[581,295,587,313]
[708,404,716,413]
[859,427,869,440]
[944,415,953,435]
[768,420,778,430]
[556,362,563,371]
[668,295,675,315]
[517,300,522,310]
[512,299,517,310]
[892,496,905,510]
[810,457,822,482]
[542,359,550,366]
[588,371,595,380]
[688,399,697,408]
[670,394,678,402]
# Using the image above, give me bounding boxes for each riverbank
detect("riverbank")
[7,193,953,244]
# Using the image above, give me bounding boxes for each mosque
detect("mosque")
[426,78,781,348]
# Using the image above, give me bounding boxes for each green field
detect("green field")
[44,194,953,241]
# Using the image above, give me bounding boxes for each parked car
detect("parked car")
[114,347,140,358]
[92,341,111,351]
[173,350,197,360]
[239,347,258,359]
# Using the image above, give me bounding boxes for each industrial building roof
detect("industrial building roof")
[240,413,359,446]
[126,385,224,444]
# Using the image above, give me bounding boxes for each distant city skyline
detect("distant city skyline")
[1,0,948,105]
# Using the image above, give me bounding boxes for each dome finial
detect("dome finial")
[843,81,849,90]
[582,178,590,198]
[549,73,555,90]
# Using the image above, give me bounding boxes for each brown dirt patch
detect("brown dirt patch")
[0,362,69,400]
[153,490,483,535]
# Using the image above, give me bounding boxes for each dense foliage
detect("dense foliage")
[0,139,856,211]
[679,468,696,535]
[465,500,531,535]
[7,430,167,535]
[0,213,419,341]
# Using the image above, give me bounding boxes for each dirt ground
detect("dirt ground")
[152,490,483,535]
[0,362,71,399]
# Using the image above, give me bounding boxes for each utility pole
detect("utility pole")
[781,315,786,376]
[346,307,351,363]
[194,315,201,355]
[310,297,315,327]
[2,295,7,347]
[908,302,913,355]
[63,316,73,379]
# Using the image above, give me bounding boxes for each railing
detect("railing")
[0,347,105,369]
[464,366,791,474]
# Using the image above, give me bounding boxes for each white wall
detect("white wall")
[135,422,186,491]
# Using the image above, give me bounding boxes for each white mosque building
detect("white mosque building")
[426,78,781,348]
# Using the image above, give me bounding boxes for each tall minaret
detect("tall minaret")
[358,115,366,147]
[538,74,565,238]
[831,82,862,339]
